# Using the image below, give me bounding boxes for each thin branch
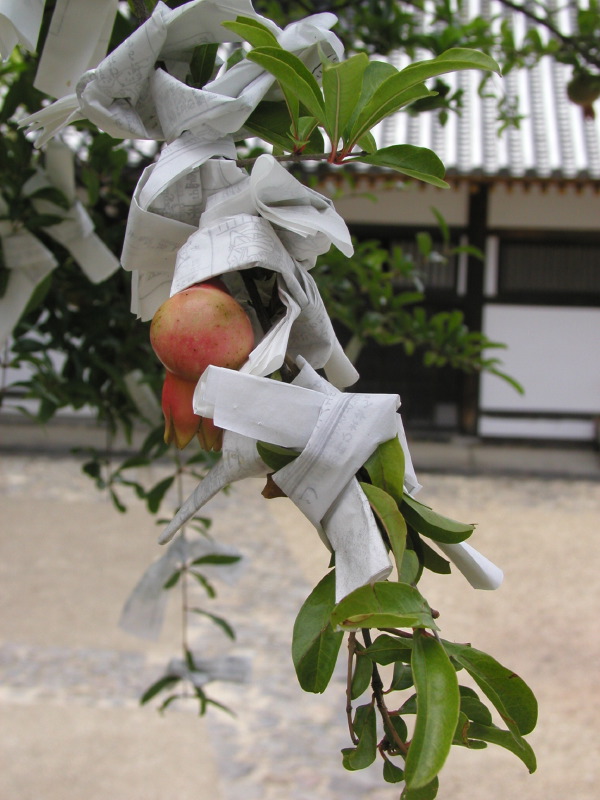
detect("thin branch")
[236,152,331,169]
[362,629,409,756]
[346,633,359,744]
[130,0,151,25]
[496,0,600,70]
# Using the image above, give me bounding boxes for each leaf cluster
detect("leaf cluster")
[287,436,537,797]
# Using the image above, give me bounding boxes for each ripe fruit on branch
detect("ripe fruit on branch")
[151,279,254,451]
[150,279,255,382]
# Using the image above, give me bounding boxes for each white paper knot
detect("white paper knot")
[21,0,343,147]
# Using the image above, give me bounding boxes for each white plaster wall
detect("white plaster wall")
[324,181,469,227]
[480,305,600,418]
[489,183,600,230]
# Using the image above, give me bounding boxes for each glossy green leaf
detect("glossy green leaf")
[244,102,296,150]
[348,82,437,145]
[292,570,344,693]
[420,540,451,575]
[331,581,437,631]
[459,686,493,725]
[357,130,377,153]
[342,703,377,770]
[322,53,369,148]
[398,48,501,88]
[188,43,219,88]
[350,145,449,189]
[222,16,279,48]
[399,548,421,584]
[383,758,405,783]
[453,711,487,748]
[350,649,373,700]
[363,435,405,503]
[389,659,414,692]
[404,631,460,790]
[362,633,413,666]
[246,47,327,124]
[360,482,407,572]
[401,493,474,543]
[444,642,538,737]
[342,60,398,139]
[256,440,299,471]
[401,777,439,800]
[466,721,537,772]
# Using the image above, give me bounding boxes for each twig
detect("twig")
[346,633,359,744]
[362,629,409,756]
[236,152,331,169]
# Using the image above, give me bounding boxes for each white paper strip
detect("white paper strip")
[120,536,244,640]
[21,0,343,147]
[436,541,504,590]
[34,0,119,98]
[0,0,43,57]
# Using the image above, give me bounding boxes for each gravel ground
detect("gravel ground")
[1,453,599,800]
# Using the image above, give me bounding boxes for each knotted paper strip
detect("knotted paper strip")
[120,536,244,640]
[21,0,342,147]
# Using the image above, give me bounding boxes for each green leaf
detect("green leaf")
[246,47,327,124]
[322,53,369,149]
[244,102,296,151]
[188,43,219,88]
[399,548,421,584]
[191,609,236,640]
[466,721,537,773]
[360,482,407,573]
[362,633,412,666]
[401,493,474,543]
[363,435,405,504]
[140,674,180,705]
[350,648,373,700]
[163,569,182,590]
[292,570,344,693]
[28,185,71,209]
[357,130,377,153]
[146,475,175,513]
[404,631,460,790]
[190,554,241,566]
[401,777,439,800]
[342,703,377,770]
[350,145,449,189]
[348,81,437,145]
[256,440,299,471]
[398,48,501,88]
[190,571,217,598]
[343,60,398,138]
[331,581,437,631]
[222,16,279,48]
[420,540,451,575]
[459,687,493,725]
[389,660,414,692]
[444,642,538,737]
[383,759,405,783]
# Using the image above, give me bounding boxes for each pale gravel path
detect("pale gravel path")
[1,454,599,800]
